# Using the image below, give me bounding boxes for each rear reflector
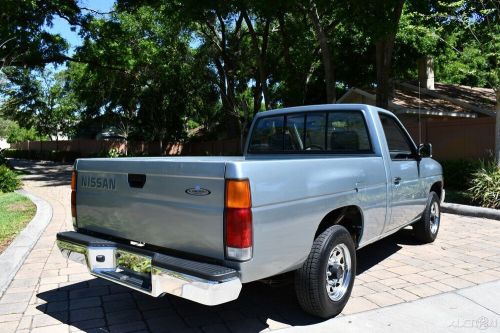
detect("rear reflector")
[225,180,252,261]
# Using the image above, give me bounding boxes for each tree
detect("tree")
[0,0,81,68]
[433,0,499,163]
[348,0,405,108]
[67,3,221,149]
[0,68,79,140]
[305,0,339,103]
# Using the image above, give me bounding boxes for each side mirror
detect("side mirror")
[418,143,432,158]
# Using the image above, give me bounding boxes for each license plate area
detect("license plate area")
[91,248,153,293]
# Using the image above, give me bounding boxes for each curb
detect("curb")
[0,190,53,295]
[442,202,500,221]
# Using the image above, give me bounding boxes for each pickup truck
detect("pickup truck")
[57,104,443,318]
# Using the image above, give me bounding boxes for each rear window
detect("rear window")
[248,111,372,154]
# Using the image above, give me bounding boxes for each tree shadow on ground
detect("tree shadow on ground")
[9,159,72,187]
[36,228,422,332]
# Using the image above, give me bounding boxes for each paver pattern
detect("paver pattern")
[1,159,500,333]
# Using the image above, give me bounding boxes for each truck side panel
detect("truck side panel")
[225,156,387,282]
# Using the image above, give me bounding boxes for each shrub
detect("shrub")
[0,165,21,193]
[97,148,124,158]
[440,159,481,190]
[468,161,500,209]
[106,148,122,158]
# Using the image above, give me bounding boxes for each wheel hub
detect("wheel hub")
[329,264,344,279]
[325,244,352,301]
[430,201,440,234]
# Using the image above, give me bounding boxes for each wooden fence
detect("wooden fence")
[404,117,495,160]
[9,117,496,160]
[11,138,243,157]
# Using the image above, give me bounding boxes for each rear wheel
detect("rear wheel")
[295,225,356,318]
[413,192,440,243]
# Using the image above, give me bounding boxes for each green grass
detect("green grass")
[0,192,36,252]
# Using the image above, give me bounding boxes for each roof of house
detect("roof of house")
[337,81,496,118]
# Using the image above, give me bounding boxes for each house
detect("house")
[337,81,496,123]
[337,57,497,160]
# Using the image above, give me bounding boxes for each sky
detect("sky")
[46,0,116,55]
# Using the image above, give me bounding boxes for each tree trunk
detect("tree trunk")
[278,14,306,106]
[495,89,500,166]
[308,2,335,104]
[242,12,271,110]
[253,75,263,115]
[375,0,404,109]
[207,13,243,139]
[375,39,393,109]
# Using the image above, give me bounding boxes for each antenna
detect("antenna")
[418,81,422,145]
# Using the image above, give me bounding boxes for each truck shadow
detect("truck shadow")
[357,227,419,274]
[36,279,320,332]
[36,228,418,332]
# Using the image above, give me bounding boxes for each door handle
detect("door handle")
[393,177,402,185]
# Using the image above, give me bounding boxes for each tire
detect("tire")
[295,225,356,318]
[413,192,441,243]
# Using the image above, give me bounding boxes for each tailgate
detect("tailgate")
[74,158,226,260]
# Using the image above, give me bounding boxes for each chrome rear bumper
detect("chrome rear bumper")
[56,231,242,306]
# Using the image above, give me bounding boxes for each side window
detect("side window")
[379,113,415,160]
[327,112,372,152]
[248,115,284,152]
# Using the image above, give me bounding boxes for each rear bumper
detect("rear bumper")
[56,231,242,306]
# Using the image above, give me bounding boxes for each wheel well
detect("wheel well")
[315,206,363,247]
[430,182,443,200]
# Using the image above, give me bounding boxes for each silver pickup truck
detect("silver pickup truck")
[57,104,443,318]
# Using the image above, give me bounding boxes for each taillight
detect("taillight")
[225,179,252,261]
[71,171,77,228]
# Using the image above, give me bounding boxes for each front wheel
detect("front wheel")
[295,225,356,318]
[413,192,441,243]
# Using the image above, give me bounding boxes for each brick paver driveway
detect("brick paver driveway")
[1,159,500,333]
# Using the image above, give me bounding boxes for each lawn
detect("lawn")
[0,192,36,253]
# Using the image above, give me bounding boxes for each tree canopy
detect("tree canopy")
[0,0,498,149]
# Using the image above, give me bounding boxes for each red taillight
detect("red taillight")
[71,171,77,191]
[71,171,77,226]
[71,191,76,216]
[225,179,252,261]
[225,208,252,248]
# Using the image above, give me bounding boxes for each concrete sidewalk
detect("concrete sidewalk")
[287,280,500,332]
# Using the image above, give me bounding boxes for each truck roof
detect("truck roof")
[253,104,386,119]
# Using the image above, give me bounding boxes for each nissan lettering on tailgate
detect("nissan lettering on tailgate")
[81,175,116,190]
